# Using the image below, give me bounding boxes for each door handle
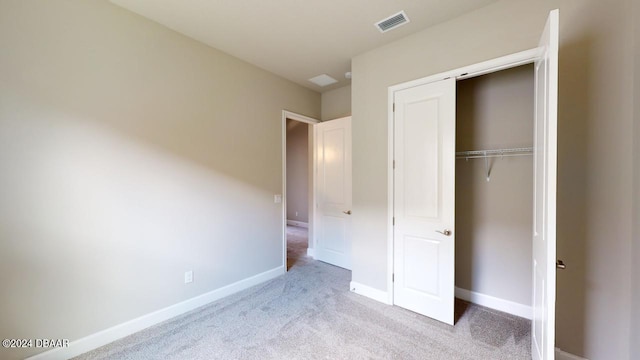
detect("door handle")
[556,260,566,270]
[343,210,352,215]
[436,229,452,236]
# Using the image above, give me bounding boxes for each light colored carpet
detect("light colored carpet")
[75,226,531,360]
[286,225,309,270]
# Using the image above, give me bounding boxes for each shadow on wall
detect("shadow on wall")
[555,38,592,355]
[455,77,480,296]
[0,2,319,358]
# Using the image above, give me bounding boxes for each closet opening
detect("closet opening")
[454,64,535,320]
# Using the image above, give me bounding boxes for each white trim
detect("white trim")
[282,110,320,125]
[27,266,285,360]
[456,48,541,80]
[350,281,391,304]
[386,86,395,306]
[543,10,560,360]
[287,220,309,228]
[282,110,319,271]
[388,48,540,94]
[555,348,588,360]
[310,124,317,257]
[455,287,532,320]
[387,48,541,309]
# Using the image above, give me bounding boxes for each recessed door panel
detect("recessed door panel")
[403,236,440,296]
[322,128,346,205]
[404,98,441,221]
[320,215,347,253]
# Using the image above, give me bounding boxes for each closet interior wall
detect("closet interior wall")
[455,64,535,308]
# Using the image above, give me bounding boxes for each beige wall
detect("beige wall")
[321,85,351,121]
[455,65,534,306]
[351,1,635,359]
[0,1,319,359]
[286,119,309,223]
[632,0,640,356]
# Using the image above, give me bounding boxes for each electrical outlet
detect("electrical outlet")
[295,211,298,217]
[274,194,282,203]
[184,270,193,284]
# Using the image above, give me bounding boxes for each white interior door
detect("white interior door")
[532,9,559,360]
[393,78,456,325]
[315,116,352,270]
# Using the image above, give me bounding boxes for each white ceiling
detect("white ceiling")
[110,0,499,92]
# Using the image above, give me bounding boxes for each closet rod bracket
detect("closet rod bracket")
[484,154,491,182]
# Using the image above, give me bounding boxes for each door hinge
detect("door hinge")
[393,160,395,169]
[392,273,395,282]
[393,103,395,112]
[392,217,395,226]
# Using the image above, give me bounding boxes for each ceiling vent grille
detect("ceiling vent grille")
[375,11,410,33]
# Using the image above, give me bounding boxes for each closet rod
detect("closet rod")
[455,147,533,159]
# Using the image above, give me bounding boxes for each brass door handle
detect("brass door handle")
[343,210,352,215]
[556,260,566,270]
[436,229,452,236]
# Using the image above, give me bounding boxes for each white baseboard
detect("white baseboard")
[350,281,391,304]
[455,287,532,320]
[286,220,308,228]
[307,247,315,258]
[555,348,588,360]
[27,266,285,360]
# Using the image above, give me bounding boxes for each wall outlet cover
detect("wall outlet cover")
[184,270,193,284]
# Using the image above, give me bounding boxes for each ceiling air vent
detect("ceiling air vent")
[375,11,410,33]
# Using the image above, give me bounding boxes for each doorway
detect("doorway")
[282,111,318,271]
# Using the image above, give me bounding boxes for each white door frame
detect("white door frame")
[386,47,541,301]
[282,110,319,271]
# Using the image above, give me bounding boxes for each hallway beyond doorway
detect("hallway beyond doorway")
[287,225,309,270]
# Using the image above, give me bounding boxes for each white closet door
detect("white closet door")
[532,9,559,360]
[315,117,352,270]
[393,78,456,325]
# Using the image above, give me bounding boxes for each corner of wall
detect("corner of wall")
[321,85,352,121]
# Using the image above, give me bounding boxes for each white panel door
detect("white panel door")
[315,116,352,270]
[393,79,456,325]
[532,9,559,360]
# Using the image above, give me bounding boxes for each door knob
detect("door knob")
[343,210,352,215]
[556,260,566,270]
[436,229,452,236]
